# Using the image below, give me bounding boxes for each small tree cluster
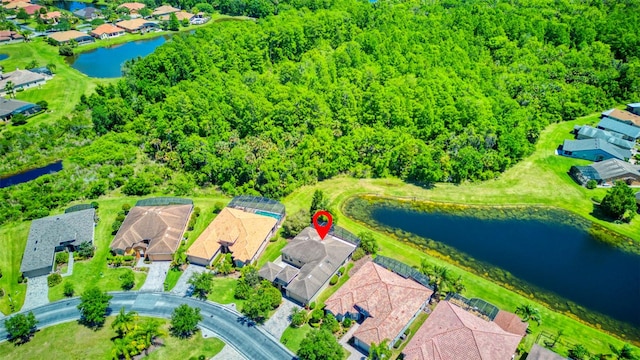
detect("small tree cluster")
[110,308,166,359]
[4,311,38,344]
[215,253,234,275]
[63,282,75,297]
[297,329,344,360]
[170,304,202,338]
[188,271,214,300]
[55,251,69,265]
[358,231,378,255]
[47,273,62,287]
[120,268,135,290]
[282,209,309,238]
[241,280,282,323]
[600,181,637,222]
[77,287,112,329]
[76,241,95,259]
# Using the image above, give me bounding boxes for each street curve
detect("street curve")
[0,292,296,360]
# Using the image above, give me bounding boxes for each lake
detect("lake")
[0,161,63,188]
[66,35,169,78]
[40,1,105,11]
[371,205,640,328]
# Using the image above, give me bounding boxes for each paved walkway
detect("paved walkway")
[21,275,49,311]
[263,298,301,339]
[139,261,171,292]
[171,264,210,296]
[339,324,367,360]
[62,252,74,277]
[210,343,247,360]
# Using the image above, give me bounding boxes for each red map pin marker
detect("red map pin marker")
[312,210,333,240]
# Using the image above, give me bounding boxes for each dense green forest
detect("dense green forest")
[2,0,640,225]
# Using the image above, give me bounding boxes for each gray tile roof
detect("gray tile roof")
[589,159,640,180]
[20,208,95,275]
[577,125,635,149]
[275,265,299,285]
[280,227,356,303]
[0,69,45,91]
[562,139,631,160]
[598,117,640,139]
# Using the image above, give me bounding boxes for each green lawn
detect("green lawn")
[207,277,244,308]
[315,262,354,307]
[281,323,313,353]
[164,267,183,291]
[256,237,287,268]
[0,316,224,360]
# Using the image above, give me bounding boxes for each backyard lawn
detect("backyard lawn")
[207,277,245,308]
[0,316,224,359]
[280,323,313,353]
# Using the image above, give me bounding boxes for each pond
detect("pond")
[66,35,169,78]
[40,1,105,11]
[0,54,7,61]
[0,161,63,188]
[370,204,640,328]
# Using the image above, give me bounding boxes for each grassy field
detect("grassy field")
[0,316,224,359]
[281,323,313,353]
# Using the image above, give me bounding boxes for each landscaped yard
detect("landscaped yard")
[0,316,225,359]
[281,323,313,353]
[207,277,244,308]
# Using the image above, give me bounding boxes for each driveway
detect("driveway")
[263,297,301,339]
[339,323,367,360]
[21,275,49,311]
[139,261,171,292]
[171,264,210,296]
[210,343,247,360]
[0,292,295,360]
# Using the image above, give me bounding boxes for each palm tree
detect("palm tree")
[4,81,15,98]
[368,339,392,360]
[111,337,135,360]
[515,304,541,325]
[19,30,32,42]
[428,265,451,301]
[134,319,166,354]
[112,308,138,338]
[609,343,637,359]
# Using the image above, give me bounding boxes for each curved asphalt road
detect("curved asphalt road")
[0,292,295,360]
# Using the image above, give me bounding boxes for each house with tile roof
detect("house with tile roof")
[260,227,357,305]
[0,68,47,96]
[20,209,95,278]
[159,10,193,21]
[187,207,279,267]
[152,5,179,16]
[0,97,41,121]
[110,204,193,261]
[602,108,640,128]
[91,23,125,39]
[116,18,159,33]
[73,7,100,20]
[597,117,640,141]
[325,262,433,354]
[40,11,61,24]
[117,2,145,14]
[0,30,23,43]
[23,4,43,15]
[402,301,524,360]
[561,138,631,162]
[47,30,95,45]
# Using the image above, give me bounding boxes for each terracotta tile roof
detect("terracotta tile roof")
[187,207,277,263]
[493,310,528,336]
[3,1,30,9]
[602,108,640,127]
[325,262,433,346]
[152,5,179,15]
[110,204,192,257]
[23,4,43,14]
[40,11,61,20]
[91,23,124,36]
[403,301,523,360]
[118,2,145,11]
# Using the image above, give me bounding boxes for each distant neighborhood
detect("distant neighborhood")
[1,0,211,48]
[560,104,640,189]
[15,194,572,360]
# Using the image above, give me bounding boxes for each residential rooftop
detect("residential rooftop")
[526,344,567,360]
[602,108,640,127]
[0,97,38,118]
[20,208,95,275]
[325,262,433,346]
[598,117,640,139]
[48,30,93,43]
[562,138,631,161]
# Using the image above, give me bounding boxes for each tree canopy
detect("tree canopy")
[170,304,202,338]
[600,181,637,222]
[77,287,113,329]
[79,0,639,201]
[297,329,344,360]
[4,311,38,344]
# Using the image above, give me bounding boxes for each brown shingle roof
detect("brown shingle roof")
[40,11,61,20]
[110,204,192,256]
[325,262,432,346]
[493,310,528,336]
[403,301,523,360]
[91,23,124,37]
[603,109,640,127]
[187,207,277,263]
[160,10,193,21]
[116,18,153,31]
